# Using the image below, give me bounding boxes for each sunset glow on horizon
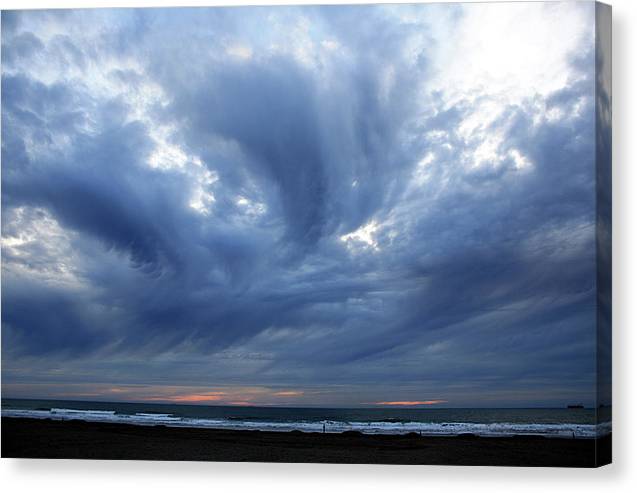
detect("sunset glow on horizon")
[151,393,226,403]
[140,389,309,405]
[373,401,448,406]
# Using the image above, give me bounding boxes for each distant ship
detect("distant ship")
[567,404,584,409]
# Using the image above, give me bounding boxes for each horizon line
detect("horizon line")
[0,396,602,410]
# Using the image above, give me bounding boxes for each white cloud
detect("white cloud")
[420,1,591,174]
[226,43,253,60]
[431,2,593,104]
[1,207,84,289]
[340,220,380,252]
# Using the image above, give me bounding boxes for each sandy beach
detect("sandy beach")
[1,417,611,467]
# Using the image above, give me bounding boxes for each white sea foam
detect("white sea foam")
[128,413,183,425]
[51,408,116,416]
[1,408,611,438]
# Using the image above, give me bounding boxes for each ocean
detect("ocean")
[1,398,611,438]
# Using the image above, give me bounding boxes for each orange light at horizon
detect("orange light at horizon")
[374,400,447,406]
[145,391,227,403]
[170,395,224,403]
[272,391,304,397]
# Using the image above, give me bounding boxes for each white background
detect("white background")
[0,0,635,491]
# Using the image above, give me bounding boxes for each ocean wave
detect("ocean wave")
[1,408,611,438]
[133,413,182,421]
[51,408,116,416]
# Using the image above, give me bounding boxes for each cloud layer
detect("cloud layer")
[1,3,599,407]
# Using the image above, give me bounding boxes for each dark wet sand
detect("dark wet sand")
[1,417,611,467]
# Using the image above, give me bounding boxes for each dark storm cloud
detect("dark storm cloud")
[2,278,111,356]
[151,7,428,246]
[1,4,600,406]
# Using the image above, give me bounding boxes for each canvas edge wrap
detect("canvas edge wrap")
[595,0,612,468]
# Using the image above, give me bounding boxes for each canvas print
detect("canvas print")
[1,1,611,467]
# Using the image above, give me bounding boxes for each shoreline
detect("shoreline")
[1,417,611,466]
[1,403,610,438]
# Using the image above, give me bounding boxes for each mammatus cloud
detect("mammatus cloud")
[1,3,598,407]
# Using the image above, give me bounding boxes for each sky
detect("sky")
[1,2,604,408]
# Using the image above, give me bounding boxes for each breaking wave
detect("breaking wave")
[2,407,611,438]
